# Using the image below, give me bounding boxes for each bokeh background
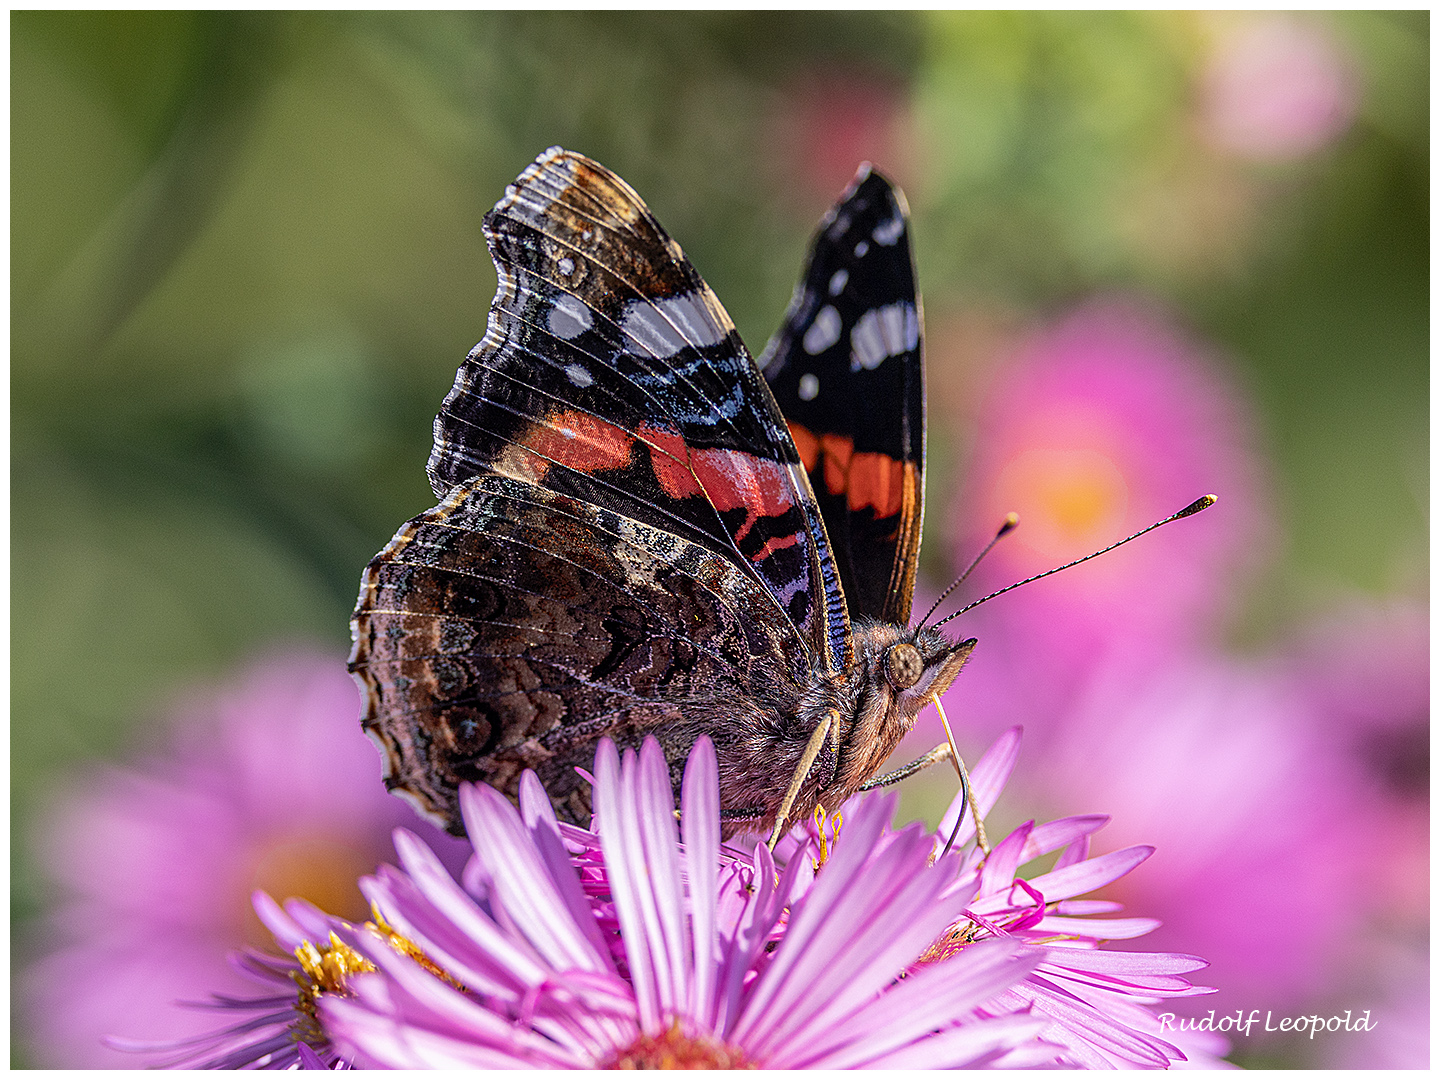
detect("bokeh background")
[12,11,1427,1069]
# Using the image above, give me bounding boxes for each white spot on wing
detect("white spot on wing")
[850,302,918,371]
[622,290,729,357]
[872,212,904,246]
[803,305,842,355]
[798,373,820,401]
[564,363,593,387]
[548,293,593,339]
[854,240,869,257]
[828,268,849,296]
[557,256,575,276]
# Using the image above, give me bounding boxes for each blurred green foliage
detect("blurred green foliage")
[10,11,1426,1062]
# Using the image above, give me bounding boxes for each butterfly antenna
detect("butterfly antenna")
[931,495,1217,632]
[918,513,1020,631]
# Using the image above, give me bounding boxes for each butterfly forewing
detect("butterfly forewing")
[428,148,852,671]
[760,166,925,624]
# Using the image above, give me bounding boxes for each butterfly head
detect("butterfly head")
[854,620,977,727]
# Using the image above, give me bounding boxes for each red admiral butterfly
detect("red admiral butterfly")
[350,147,978,841]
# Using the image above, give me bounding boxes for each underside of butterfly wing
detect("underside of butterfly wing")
[350,470,813,832]
[429,147,853,671]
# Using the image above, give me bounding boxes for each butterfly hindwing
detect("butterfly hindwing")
[428,148,852,671]
[760,166,924,625]
[352,472,813,830]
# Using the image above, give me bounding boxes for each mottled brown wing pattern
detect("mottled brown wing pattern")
[351,470,811,831]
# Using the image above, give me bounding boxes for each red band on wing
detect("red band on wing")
[640,425,706,501]
[519,409,635,476]
[639,423,797,552]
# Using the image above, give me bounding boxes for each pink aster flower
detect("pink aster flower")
[188,729,1224,1069]
[20,649,470,1068]
[778,728,1228,1069]
[951,296,1266,646]
[935,296,1269,753]
[316,736,1048,1068]
[1198,14,1359,162]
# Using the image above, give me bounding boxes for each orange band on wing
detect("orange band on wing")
[845,452,906,518]
[790,422,911,520]
[820,433,855,498]
[787,421,820,473]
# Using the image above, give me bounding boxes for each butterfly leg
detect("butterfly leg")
[856,742,954,790]
[766,709,837,851]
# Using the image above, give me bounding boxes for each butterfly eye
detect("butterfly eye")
[884,643,924,690]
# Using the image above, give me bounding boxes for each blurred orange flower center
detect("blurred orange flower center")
[245,834,377,950]
[994,447,1129,558]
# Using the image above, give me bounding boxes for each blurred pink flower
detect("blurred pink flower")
[1198,14,1359,162]
[1026,651,1366,1016]
[21,648,471,1068]
[938,296,1268,748]
[1290,599,1428,916]
[1291,600,1428,1067]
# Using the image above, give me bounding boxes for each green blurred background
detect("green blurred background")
[11,10,1426,1065]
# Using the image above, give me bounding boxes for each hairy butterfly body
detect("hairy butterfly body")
[350,148,974,837]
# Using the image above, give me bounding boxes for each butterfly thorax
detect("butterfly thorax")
[714,621,976,834]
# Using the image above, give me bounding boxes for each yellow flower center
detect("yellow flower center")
[602,1019,754,1069]
[288,911,465,1048]
[915,919,982,966]
[367,906,467,991]
[993,446,1129,560]
[291,933,376,1045]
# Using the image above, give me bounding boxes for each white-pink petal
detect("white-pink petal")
[1025,843,1155,899]
[680,737,720,1029]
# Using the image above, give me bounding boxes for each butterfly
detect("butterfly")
[350,147,976,841]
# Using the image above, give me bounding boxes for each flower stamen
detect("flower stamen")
[367,905,467,991]
[811,804,843,871]
[291,933,375,1045]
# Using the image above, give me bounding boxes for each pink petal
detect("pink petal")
[1031,915,1161,939]
[681,737,720,1026]
[800,938,1039,1067]
[459,782,610,976]
[634,738,691,1016]
[1025,844,1154,899]
[735,823,963,1059]
[978,820,1033,898]
[1021,815,1109,861]
[593,741,662,1032]
[863,1014,1050,1068]
[934,727,1023,855]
